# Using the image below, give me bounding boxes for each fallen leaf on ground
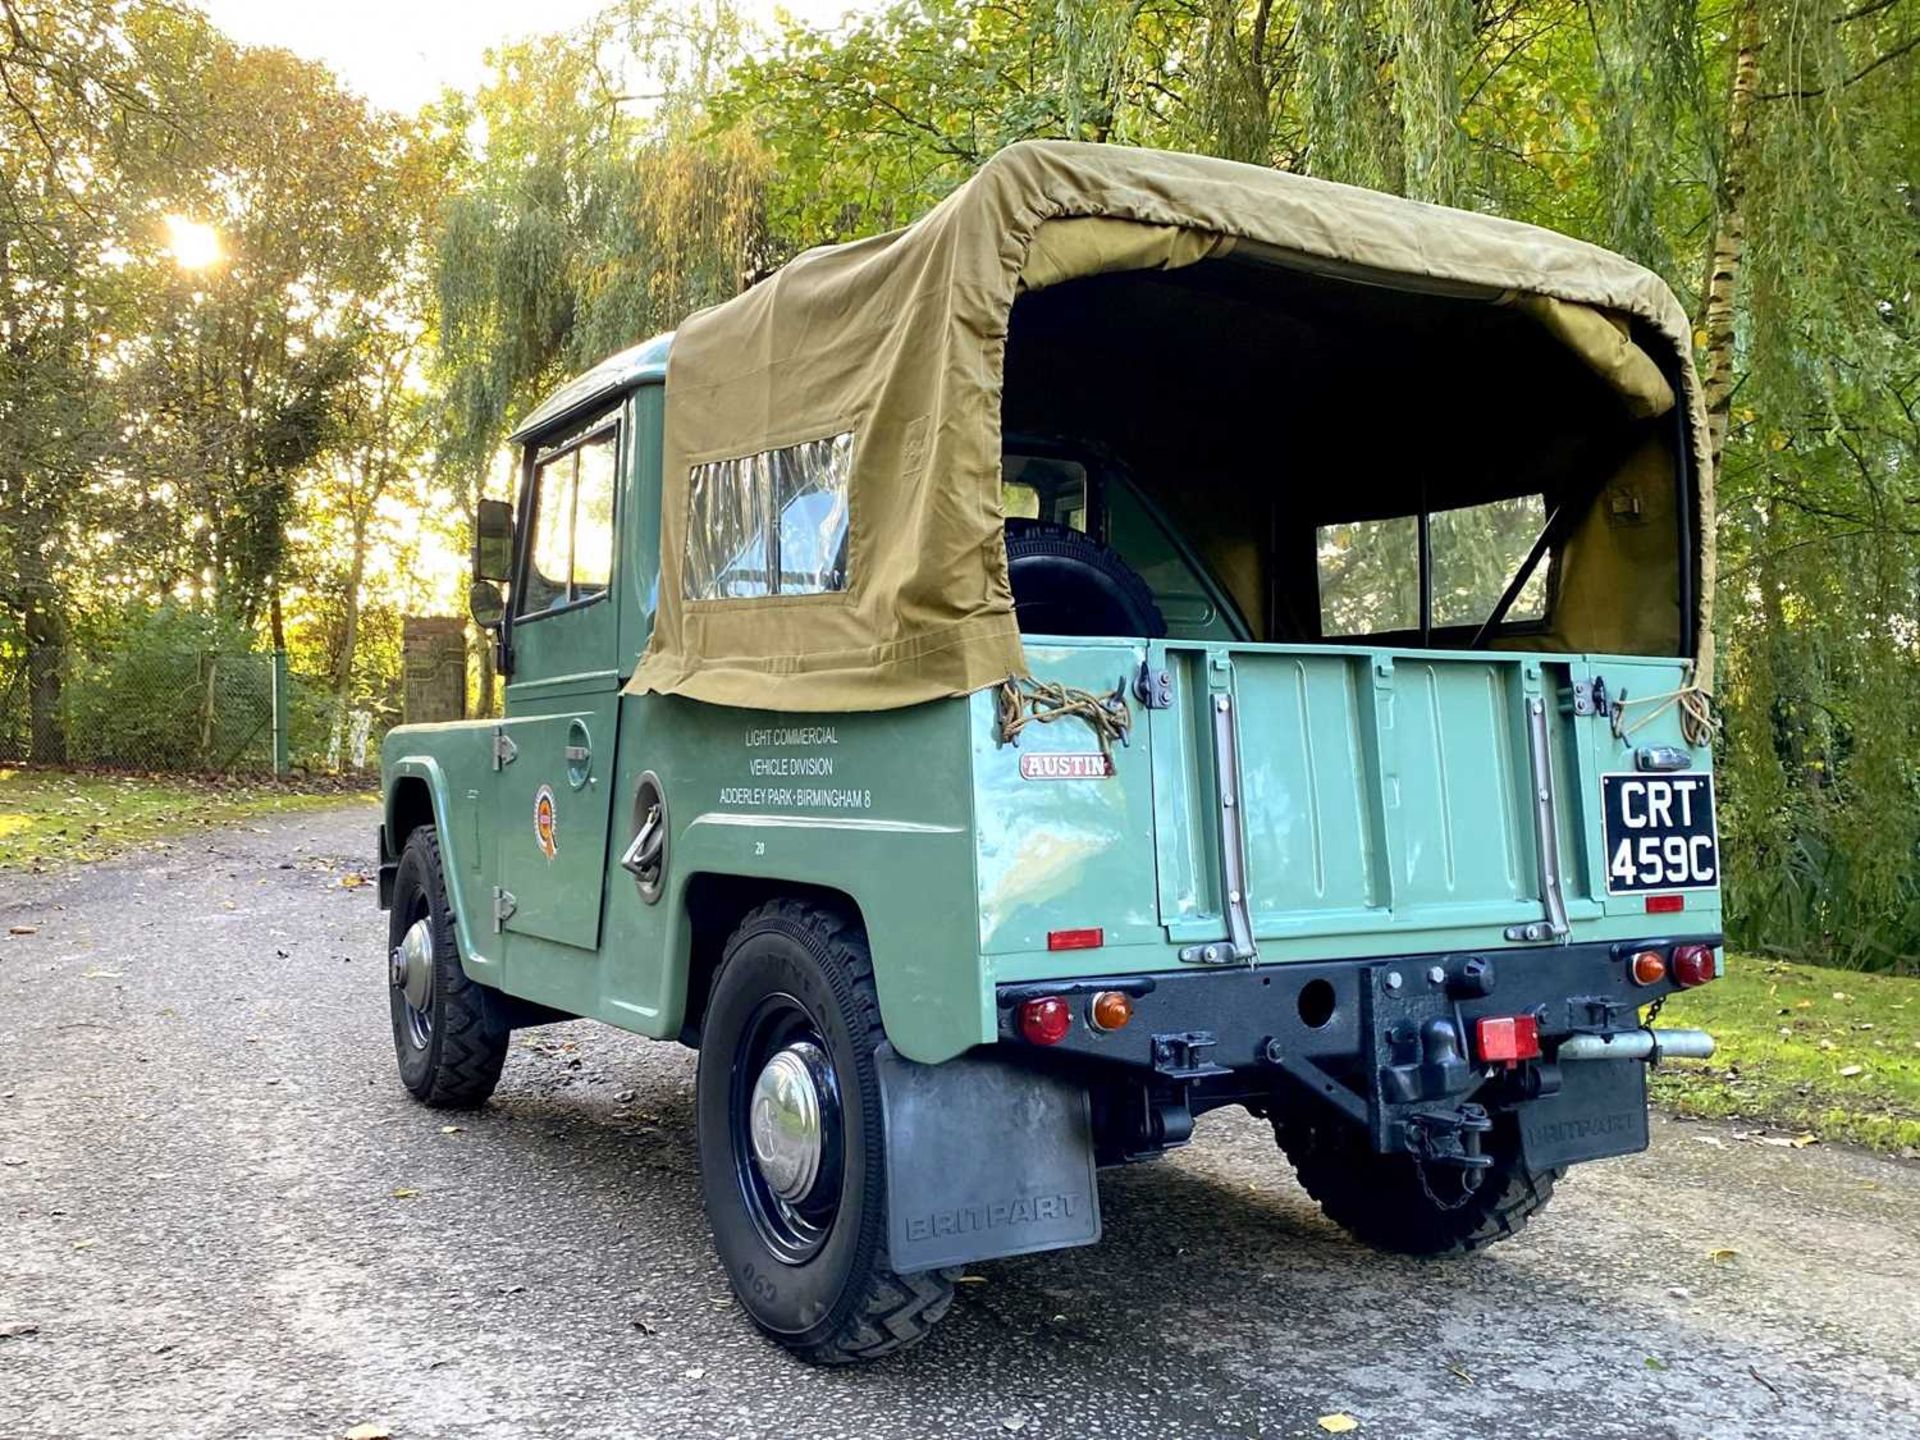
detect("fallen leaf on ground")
[955,1274,987,1285]
[1707,1247,1738,1263]
[1645,1356,1669,1371]
[683,1366,705,1381]
[1000,1418,1028,1434]
[343,1425,391,1440]
[72,1238,96,1251]
[1,1157,23,1167]
[1790,1133,1818,1148]
[438,1125,463,1135]
[1447,1364,1474,1385]
[0,1321,39,1339]
[390,1187,420,1200]
[1838,1065,1865,1078]
[7,925,36,936]
[339,873,366,889]
[1318,1415,1359,1434]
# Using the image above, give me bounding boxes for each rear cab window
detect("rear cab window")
[1316,493,1549,641]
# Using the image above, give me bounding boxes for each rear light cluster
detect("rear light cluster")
[1629,943,1718,988]
[1015,989,1134,1046]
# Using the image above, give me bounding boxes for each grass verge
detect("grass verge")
[0,766,374,872]
[1649,955,1920,1155]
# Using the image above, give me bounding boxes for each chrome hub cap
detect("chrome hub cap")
[392,918,435,1049]
[749,1043,827,1204]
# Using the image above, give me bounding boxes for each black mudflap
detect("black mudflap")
[877,1045,1101,1272]
[1518,1059,1650,1170]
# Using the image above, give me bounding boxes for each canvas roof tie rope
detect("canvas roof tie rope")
[1611,672,1719,748]
[996,676,1133,756]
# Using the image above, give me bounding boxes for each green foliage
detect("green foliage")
[59,604,269,770]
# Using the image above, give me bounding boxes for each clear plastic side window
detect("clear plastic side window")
[686,432,853,600]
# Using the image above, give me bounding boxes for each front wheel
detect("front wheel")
[386,826,510,1108]
[1276,1114,1561,1256]
[695,899,957,1363]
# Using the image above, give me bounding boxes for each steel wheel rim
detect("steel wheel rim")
[730,995,844,1265]
[391,915,435,1051]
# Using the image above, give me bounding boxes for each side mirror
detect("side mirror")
[474,497,514,583]
[468,578,506,631]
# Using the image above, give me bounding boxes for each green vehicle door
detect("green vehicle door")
[498,405,625,956]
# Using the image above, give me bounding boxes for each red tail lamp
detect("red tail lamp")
[1630,949,1668,986]
[1017,996,1072,1046]
[1671,944,1718,988]
[1474,1014,1541,1066]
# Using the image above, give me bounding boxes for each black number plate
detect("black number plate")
[1601,773,1719,895]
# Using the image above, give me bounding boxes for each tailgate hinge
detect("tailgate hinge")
[491,886,517,931]
[1571,673,1612,718]
[1206,670,1258,963]
[491,726,518,771]
[1509,692,1571,942]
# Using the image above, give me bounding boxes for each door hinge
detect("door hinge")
[491,886,517,931]
[491,726,518,770]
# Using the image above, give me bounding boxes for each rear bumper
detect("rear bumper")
[994,935,1720,1164]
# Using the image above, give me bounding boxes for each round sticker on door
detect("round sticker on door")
[533,784,558,859]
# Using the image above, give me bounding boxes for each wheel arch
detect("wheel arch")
[381,756,494,985]
[675,872,867,1048]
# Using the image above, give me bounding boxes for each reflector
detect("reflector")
[1047,927,1104,952]
[1475,1014,1541,1065]
[1645,894,1685,914]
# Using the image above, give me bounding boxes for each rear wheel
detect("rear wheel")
[387,826,510,1109]
[696,899,957,1363]
[1276,1114,1560,1256]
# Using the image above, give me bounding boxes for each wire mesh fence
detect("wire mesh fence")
[0,647,386,774]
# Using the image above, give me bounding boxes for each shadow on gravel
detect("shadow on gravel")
[467,1048,1582,1397]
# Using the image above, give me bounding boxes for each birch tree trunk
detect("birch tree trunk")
[1699,0,1761,478]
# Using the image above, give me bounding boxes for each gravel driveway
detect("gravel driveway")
[2,803,1916,1440]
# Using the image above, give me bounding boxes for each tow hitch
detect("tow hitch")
[1406,1102,1494,1173]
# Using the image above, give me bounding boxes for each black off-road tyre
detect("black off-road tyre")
[696,899,958,1364]
[1004,517,1167,638]
[1276,1114,1561,1256]
[387,826,511,1109]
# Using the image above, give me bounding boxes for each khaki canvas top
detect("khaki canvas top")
[626,140,1713,711]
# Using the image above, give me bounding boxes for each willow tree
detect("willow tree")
[432,0,770,481]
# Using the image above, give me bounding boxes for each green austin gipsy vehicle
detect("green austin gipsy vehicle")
[378,142,1727,1363]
